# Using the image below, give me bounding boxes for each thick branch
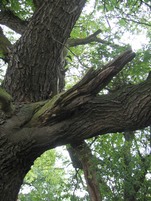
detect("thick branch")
[4,48,151,155]
[0,26,12,61]
[39,48,135,122]
[2,49,151,162]
[0,10,28,34]
[7,71,151,153]
[0,87,13,113]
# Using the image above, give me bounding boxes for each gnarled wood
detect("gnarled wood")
[3,0,87,102]
[0,0,150,200]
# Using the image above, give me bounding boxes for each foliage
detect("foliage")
[19,150,67,201]
[19,148,89,201]
[18,131,151,200]
[0,0,151,200]
[89,130,151,200]
[66,0,151,88]
[0,0,34,19]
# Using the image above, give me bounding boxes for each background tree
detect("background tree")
[0,0,150,201]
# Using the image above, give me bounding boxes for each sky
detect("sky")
[0,0,150,199]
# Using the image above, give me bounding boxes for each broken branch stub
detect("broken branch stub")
[41,49,135,124]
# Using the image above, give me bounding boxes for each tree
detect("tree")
[0,0,150,201]
[19,150,67,201]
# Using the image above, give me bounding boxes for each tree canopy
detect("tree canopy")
[0,0,151,201]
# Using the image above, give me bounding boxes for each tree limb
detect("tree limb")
[0,26,12,61]
[117,16,151,27]
[0,10,28,34]
[5,49,151,150]
[68,29,121,48]
[38,48,135,122]
[0,87,13,114]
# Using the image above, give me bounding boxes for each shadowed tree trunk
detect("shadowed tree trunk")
[71,142,102,201]
[0,0,151,201]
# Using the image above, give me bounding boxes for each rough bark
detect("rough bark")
[3,0,87,102]
[0,0,151,200]
[0,101,46,201]
[0,135,35,201]
[1,47,151,200]
[14,73,151,147]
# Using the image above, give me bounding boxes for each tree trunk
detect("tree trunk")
[0,0,151,200]
[72,142,102,201]
[3,0,86,102]
[1,56,151,200]
[1,1,87,199]
[123,132,137,201]
[0,133,36,201]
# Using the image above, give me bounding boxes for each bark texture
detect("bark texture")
[0,0,151,200]
[1,47,151,200]
[3,0,86,102]
[72,142,102,201]
[0,134,35,201]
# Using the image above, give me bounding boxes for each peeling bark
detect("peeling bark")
[1,47,151,199]
[1,50,151,200]
[0,0,151,200]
